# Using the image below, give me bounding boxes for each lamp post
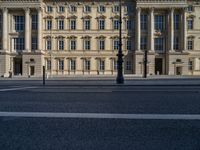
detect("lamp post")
[116,0,124,84]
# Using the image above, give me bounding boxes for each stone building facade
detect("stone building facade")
[0,0,200,77]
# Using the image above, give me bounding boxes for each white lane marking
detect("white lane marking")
[0,112,200,120]
[0,87,37,92]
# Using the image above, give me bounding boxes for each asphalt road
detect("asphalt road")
[0,79,200,150]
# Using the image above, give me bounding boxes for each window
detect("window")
[14,38,24,52]
[99,60,105,71]
[155,15,165,31]
[70,19,76,30]
[188,6,193,12]
[47,60,51,70]
[70,59,76,71]
[99,5,106,13]
[0,39,2,50]
[126,40,132,50]
[113,39,119,50]
[31,37,37,51]
[70,39,76,50]
[155,37,164,51]
[70,5,77,13]
[112,59,117,71]
[58,20,64,30]
[59,60,64,71]
[0,15,2,30]
[113,5,119,13]
[46,20,52,30]
[84,39,91,50]
[84,19,90,30]
[32,14,38,30]
[84,5,91,13]
[126,61,132,71]
[14,16,25,32]
[126,20,133,30]
[99,19,105,30]
[46,39,51,50]
[141,14,147,30]
[59,6,65,13]
[85,60,91,71]
[173,37,179,50]
[113,19,119,30]
[188,60,193,70]
[58,39,64,50]
[141,36,147,50]
[188,20,193,30]
[174,14,180,30]
[188,39,193,50]
[99,39,105,50]
[47,6,53,13]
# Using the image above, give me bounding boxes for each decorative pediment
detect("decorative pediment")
[82,35,92,39]
[43,35,52,39]
[67,15,77,19]
[187,14,196,19]
[154,30,162,36]
[111,15,120,19]
[110,36,119,39]
[55,35,65,39]
[82,15,92,19]
[55,15,66,19]
[96,35,106,39]
[96,15,106,19]
[188,35,195,39]
[67,35,77,39]
[43,15,53,19]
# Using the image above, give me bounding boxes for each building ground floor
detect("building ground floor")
[1,51,200,77]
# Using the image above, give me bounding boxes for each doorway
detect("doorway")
[155,58,163,75]
[30,66,35,76]
[13,58,22,75]
[176,67,182,75]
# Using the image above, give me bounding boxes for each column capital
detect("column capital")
[169,8,175,13]
[136,7,141,12]
[24,7,30,13]
[2,7,8,13]
[149,7,154,13]
[36,7,43,12]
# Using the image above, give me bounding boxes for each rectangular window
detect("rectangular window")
[155,37,164,51]
[126,40,132,50]
[188,20,193,30]
[46,39,51,50]
[0,15,2,30]
[99,40,105,50]
[99,5,106,13]
[70,20,76,30]
[113,19,119,30]
[58,20,64,30]
[14,16,25,32]
[58,39,64,50]
[47,60,51,70]
[99,60,105,71]
[174,14,179,30]
[113,5,119,12]
[188,6,193,12]
[99,19,105,30]
[59,6,65,13]
[188,40,193,50]
[59,60,64,71]
[113,39,119,50]
[126,61,132,71]
[47,20,52,30]
[174,37,179,50]
[141,37,147,50]
[85,5,91,13]
[141,14,147,30]
[32,14,38,30]
[70,5,77,12]
[70,40,76,50]
[14,38,24,52]
[84,40,91,50]
[84,20,90,30]
[70,59,76,71]
[31,37,37,51]
[188,60,193,70]
[155,15,165,31]
[47,6,53,13]
[126,20,132,30]
[113,59,117,71]
[85,60,91,71]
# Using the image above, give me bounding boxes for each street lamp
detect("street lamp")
[116,0,124,84]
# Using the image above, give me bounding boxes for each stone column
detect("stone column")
[38,7,42,51]
[136,8,141,51]
[170,8,174,52]
[149,8,154,51]
[182,8,187,51]
[25,8,30,52]
[3,7,8,51]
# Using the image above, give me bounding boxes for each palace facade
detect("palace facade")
[0,0,200,77]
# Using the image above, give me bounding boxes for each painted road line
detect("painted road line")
[0,112,200,120]
[0,87,37,92]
